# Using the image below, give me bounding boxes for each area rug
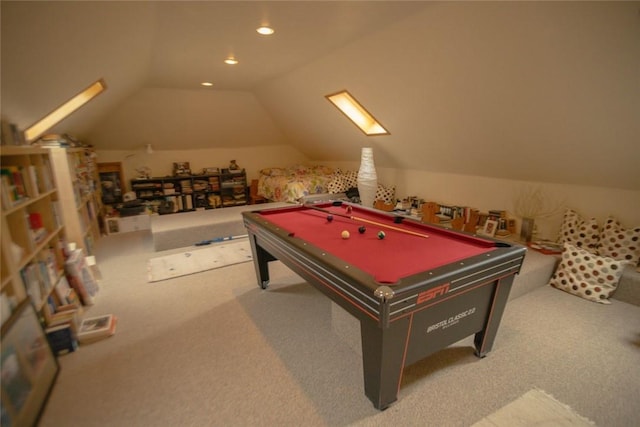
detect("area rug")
[148,239,252,282]
[472,388,596,426]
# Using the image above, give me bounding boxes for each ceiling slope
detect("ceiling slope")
[255,1,640,190]
[1,1,425,149]
[1,1,156,138]
[1,2,639,190]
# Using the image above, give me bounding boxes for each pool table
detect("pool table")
[242,202,526,410]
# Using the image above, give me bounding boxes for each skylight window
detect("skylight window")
[325,90,389,136]
[24,78,107,142]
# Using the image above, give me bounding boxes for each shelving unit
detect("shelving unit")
[47,147,102,255]
[1,146,67,323]
[220,169,247,207]
[131,169,246,214]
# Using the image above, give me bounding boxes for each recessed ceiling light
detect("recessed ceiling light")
[224,57,238,65]
[201,82,213,87]
[256,26,274,35]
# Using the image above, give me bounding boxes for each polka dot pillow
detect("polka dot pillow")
[548,243,626,304]
[557,209,600,253]
[326,171,363,194]
[327,175,347,193]
[598,217,640,265]
[375,184,396,204]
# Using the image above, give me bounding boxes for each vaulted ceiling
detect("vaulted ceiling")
[2,1,639,190]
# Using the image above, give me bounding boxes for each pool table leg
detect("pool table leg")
[359,317,411,410]
[248,237,275,289]
[473,276,514,357]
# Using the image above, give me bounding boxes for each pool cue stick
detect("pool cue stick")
[304,204,429,239]
[194,234,248,246]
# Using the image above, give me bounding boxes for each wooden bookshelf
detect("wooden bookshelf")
[1,146,67,323]
[47,147,103,255]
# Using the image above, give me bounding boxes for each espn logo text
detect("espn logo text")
[416,283,450,304]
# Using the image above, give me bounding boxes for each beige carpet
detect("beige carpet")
[38,231,640,426]
[147,239,252,282]
[472,389,596,427]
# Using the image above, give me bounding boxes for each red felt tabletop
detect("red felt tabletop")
[260,205,496,284]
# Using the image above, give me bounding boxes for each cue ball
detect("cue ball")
[358,226,366,234]
[341,230,350,239]
[327,215,333,222]
[377,231,386,240]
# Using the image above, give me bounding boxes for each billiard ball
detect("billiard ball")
[327,215,333,222]
[346,205,353,214]
[358,226,366,234]
[377,231,386,240]
[341,230,350,239]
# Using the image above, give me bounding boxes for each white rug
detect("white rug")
[148,240,253,282]
[472,389,595,427]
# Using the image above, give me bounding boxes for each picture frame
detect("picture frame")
[482,219,498,237]
[1,299,59,426]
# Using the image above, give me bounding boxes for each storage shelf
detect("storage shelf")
[131,169,246,215]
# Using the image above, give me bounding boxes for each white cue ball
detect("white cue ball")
[341,230,350,239]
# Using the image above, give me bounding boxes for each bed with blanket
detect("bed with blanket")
[257,165,336,203]
[257,165,396,204]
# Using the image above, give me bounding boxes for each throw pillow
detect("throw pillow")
[598,217,640,265]
[557,209,599,253]
[327,174,348,194]
[375,184,396,204]
[548,243,626,304]
[259,167,286,176]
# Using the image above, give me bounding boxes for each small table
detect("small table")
[243,202,526,410]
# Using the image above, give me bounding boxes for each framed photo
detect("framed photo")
[1,299,59,427]
[482,219,499,237]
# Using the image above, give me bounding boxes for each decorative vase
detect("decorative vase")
[357,147,378,208]
[520,217,535,242]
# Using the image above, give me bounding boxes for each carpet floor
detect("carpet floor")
[38,230,640,426]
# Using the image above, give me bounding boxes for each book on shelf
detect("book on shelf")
[77,314,117,343]
[1,166,29,208]
[26,164,40,197]
[21,263,45,307]
[39,158,55,192]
